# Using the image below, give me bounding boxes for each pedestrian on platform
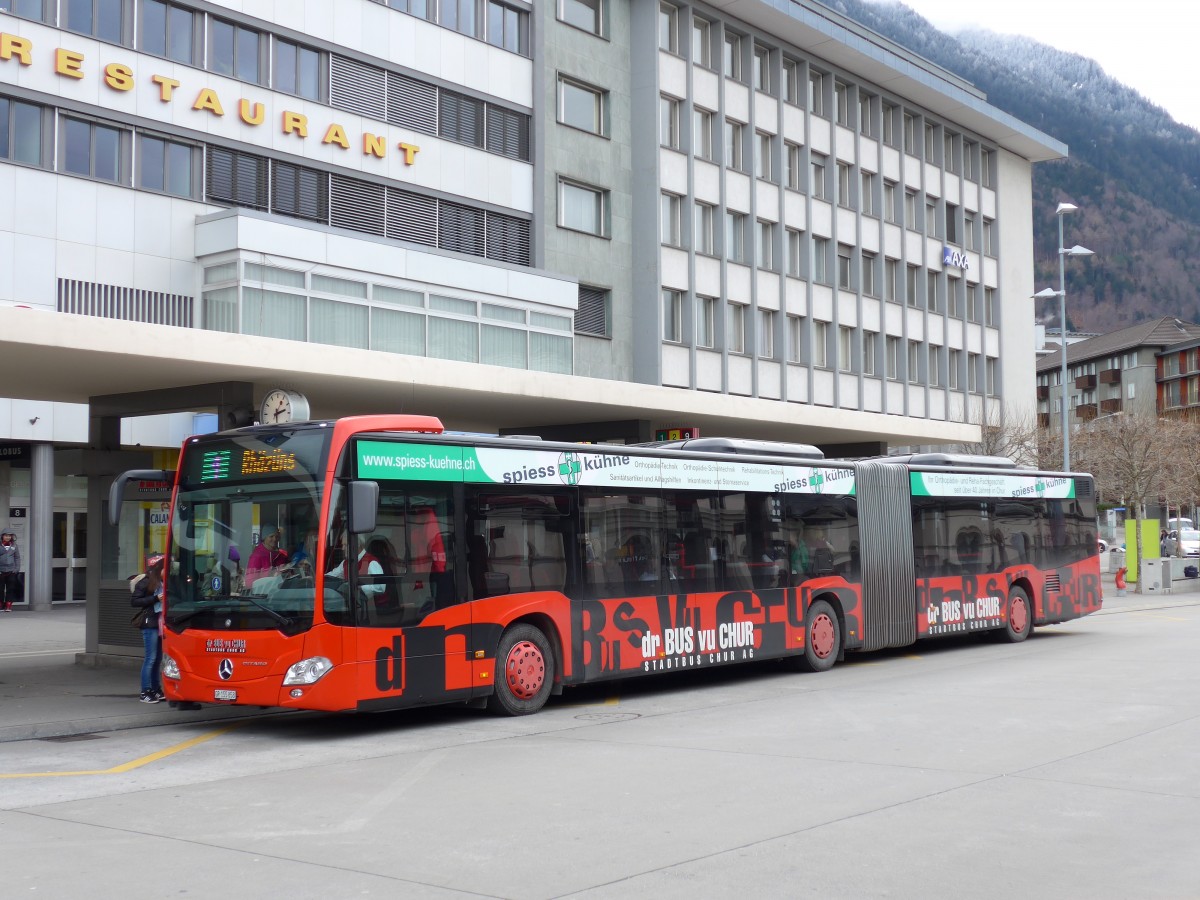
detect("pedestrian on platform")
[0,530,22,611]
[131,556,165,703]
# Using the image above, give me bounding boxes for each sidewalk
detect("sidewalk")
[0,605,287,743]
[1,569,1198,744]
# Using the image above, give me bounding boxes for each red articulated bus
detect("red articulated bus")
[110,415,1102,716]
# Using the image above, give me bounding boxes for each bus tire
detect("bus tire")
[1001,586,1033,643]
[488,624,554,716]
[799,599,841,672]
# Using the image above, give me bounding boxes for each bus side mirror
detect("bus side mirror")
[107,469,174,526]
[348,480,379,535]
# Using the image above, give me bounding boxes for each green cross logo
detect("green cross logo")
[558,453,582,485]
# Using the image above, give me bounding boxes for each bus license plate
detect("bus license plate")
[214,689,237,701]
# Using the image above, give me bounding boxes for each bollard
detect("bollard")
[1115,566,1127,596]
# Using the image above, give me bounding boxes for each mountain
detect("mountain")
[823,0,1200,332]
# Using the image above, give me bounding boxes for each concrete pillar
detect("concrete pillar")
[28,443,53,611]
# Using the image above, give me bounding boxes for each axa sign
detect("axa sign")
[943,247,970,270]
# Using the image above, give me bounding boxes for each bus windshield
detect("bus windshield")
[165,428,330,634]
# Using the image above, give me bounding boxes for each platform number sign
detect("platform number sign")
[655,427,700,441]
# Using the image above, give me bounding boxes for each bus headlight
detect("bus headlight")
[162,654,180,680]
[283,656,333,685]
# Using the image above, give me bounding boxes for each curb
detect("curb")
[0,704,292,744]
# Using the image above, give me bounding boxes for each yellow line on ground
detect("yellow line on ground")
[0,724,243,779]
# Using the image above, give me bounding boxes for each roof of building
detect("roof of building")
[1036,317,1200,372]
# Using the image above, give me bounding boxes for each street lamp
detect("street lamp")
[1034,202,1094,472]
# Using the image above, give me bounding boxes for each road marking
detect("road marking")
[0,648,84,659]
[0,724,244,779]
[1130,612,1189,622]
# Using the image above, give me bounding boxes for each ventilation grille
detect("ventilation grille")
[331,174,385,236]
[1044,573,1061,593]
[575,286,608,336]
[486,105,530,160]
[388,71,437,132]
[206,146,269,210]
[439,91,484,145]
[58,278,193,327]
[485,211,530,265]
[330,54,387,120]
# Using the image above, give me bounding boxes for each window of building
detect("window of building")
[884,258,898,302]
[834,81,851,128]
[206,146,268,209]
[272,161,327,222]
[963,140,976,181]
[886,335,900,379]
[944,131,958,173]
[725,211,747,263]
[660,95,681,149]
[986,357,996,394]
[964,209,976,250]
[812,320,828,368]
[137,133,197,198]
[838,325,853,372]
[859,92,873,137]
[437,0,480,37]
[697,295,717,348]
[967,282,979,322]
[863,331,877,376]
[923,122,936,163]
[837,244,853,290]
[837,162,852,209]
[559,76,606,135]
[755,131,774,181]
[929,345,941,387]
[60,116,127,184]
[559,178,607,236]
[783,59,800,105]
[784,142,802,190]
[274,37,322,100]
[861,171,876,217]
[723,32,742,80]
[945,202,959,245]
[904,189,917,228]
[694,201,715,255]
[209,17,265,84]
[140,0,197,63]
[947,275,961,317]
[759,308,776,358]
[64,0,127,44]
[985,286,997,326]
[575,285,610,336]
[882,102,895,146]
[757,220,775,270]
[724,119,744,171]
[926,271,939,313]
[809,70,825,116]
[883,179,897,223]
[692,107,714,160]
[902,113,916,155]
[968,351,980,392]
[983,217,996,256]
[905,265,920,309]
[813,236,829,284]
[486,1,527,53]
[692,16,712,67]
[658,3,678,53]
[753,44,770,92]
[925,199,939,238]
[787,314,803,363]
[810,153,826,200]
[0,97,45,166]
[948,348,961,389]
[727,302,746,353]
[862,251,877,296]
[661,192,682,247]
[559,0,601,35]
[0,0,48,22]
[662,289,683,342]
[786,228,803,277]
[981,148,994,187]
[908,340,921,384]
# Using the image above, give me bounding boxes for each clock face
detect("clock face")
[260,389,309,424]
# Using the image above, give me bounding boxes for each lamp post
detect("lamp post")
[1034,202,1094,472]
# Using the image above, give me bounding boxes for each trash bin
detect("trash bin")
[1108,548,1125,573]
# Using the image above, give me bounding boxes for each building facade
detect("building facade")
[0,0,1063,624]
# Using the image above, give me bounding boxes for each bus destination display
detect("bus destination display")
[183,432,329,486]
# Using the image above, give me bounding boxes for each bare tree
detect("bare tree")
[952,401,1039,466]
[1073,401,1172,592]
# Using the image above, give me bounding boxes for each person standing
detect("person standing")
[0,530,21,611]
[131,556,165,703]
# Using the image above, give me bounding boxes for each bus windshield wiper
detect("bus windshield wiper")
[168,594,292,628]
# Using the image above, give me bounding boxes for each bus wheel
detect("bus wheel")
[800,599,841,672]
[489,624,554,716]
[1001,587,1033,643]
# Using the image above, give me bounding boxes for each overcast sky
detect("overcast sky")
[879,0,1200,132]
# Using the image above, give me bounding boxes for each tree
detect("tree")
[952,402,1039,467]
[1072,402,1173,592]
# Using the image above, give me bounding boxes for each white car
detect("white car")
[1176,529,1200,557]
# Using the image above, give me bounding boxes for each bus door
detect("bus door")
[348,483,473,707]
